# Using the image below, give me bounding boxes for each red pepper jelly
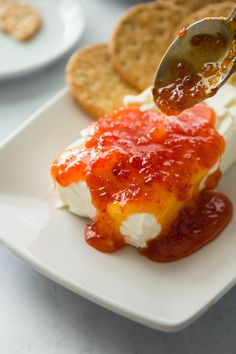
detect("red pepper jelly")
[153,32,234,116]
[51,104,232,261]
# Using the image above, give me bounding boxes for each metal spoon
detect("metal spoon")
[153,7,236,115]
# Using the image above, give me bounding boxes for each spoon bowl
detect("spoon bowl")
[153,8,236,115]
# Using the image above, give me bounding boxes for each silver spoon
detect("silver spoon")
[153,7,236,115]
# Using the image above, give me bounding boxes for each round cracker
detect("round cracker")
[173,1,236,38]
[66,44,138,118]
[0,0,41,41]
[110,0,225,91]
[110,1,192,91]
[173,1,236,86]
[167,0,224,12]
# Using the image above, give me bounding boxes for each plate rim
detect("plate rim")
[0,0,85,80]
[1,89,236,332]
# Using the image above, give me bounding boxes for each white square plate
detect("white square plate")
[1,89,236,332]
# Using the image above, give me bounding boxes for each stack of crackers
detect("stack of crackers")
[66,0,236,118]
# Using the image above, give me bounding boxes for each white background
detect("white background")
[0,0,236,353]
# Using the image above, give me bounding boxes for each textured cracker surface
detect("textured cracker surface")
[0,0,41,41]
[110,0,229,91]
[168,0,225,12]
[173,1,236,84]
[66,44,138,118]
[110,1,192,91]
[174,1,236,37]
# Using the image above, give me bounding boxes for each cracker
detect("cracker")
[66,44,138,118]
[173,1,236,38]
[110,1,201,91]
[167,0,224,12]
[110,0,228,91]
[0,0,41,41]
[173,1,236,86]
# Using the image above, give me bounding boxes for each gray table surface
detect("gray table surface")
[1,1,236,353]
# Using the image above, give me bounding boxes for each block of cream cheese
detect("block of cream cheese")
[56,84,236,248]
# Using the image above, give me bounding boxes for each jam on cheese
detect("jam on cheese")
[51,104,231,262]
[143,189,232,262]
[153,31,236,116]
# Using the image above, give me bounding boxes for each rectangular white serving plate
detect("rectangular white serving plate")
[1,89,236,332]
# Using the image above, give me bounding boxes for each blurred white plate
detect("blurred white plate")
[0,90,236,332]
[0,0,85,79]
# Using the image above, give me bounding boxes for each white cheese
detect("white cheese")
[120,213,161,248]
[56,84,236,248]
[58,182,96,219]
